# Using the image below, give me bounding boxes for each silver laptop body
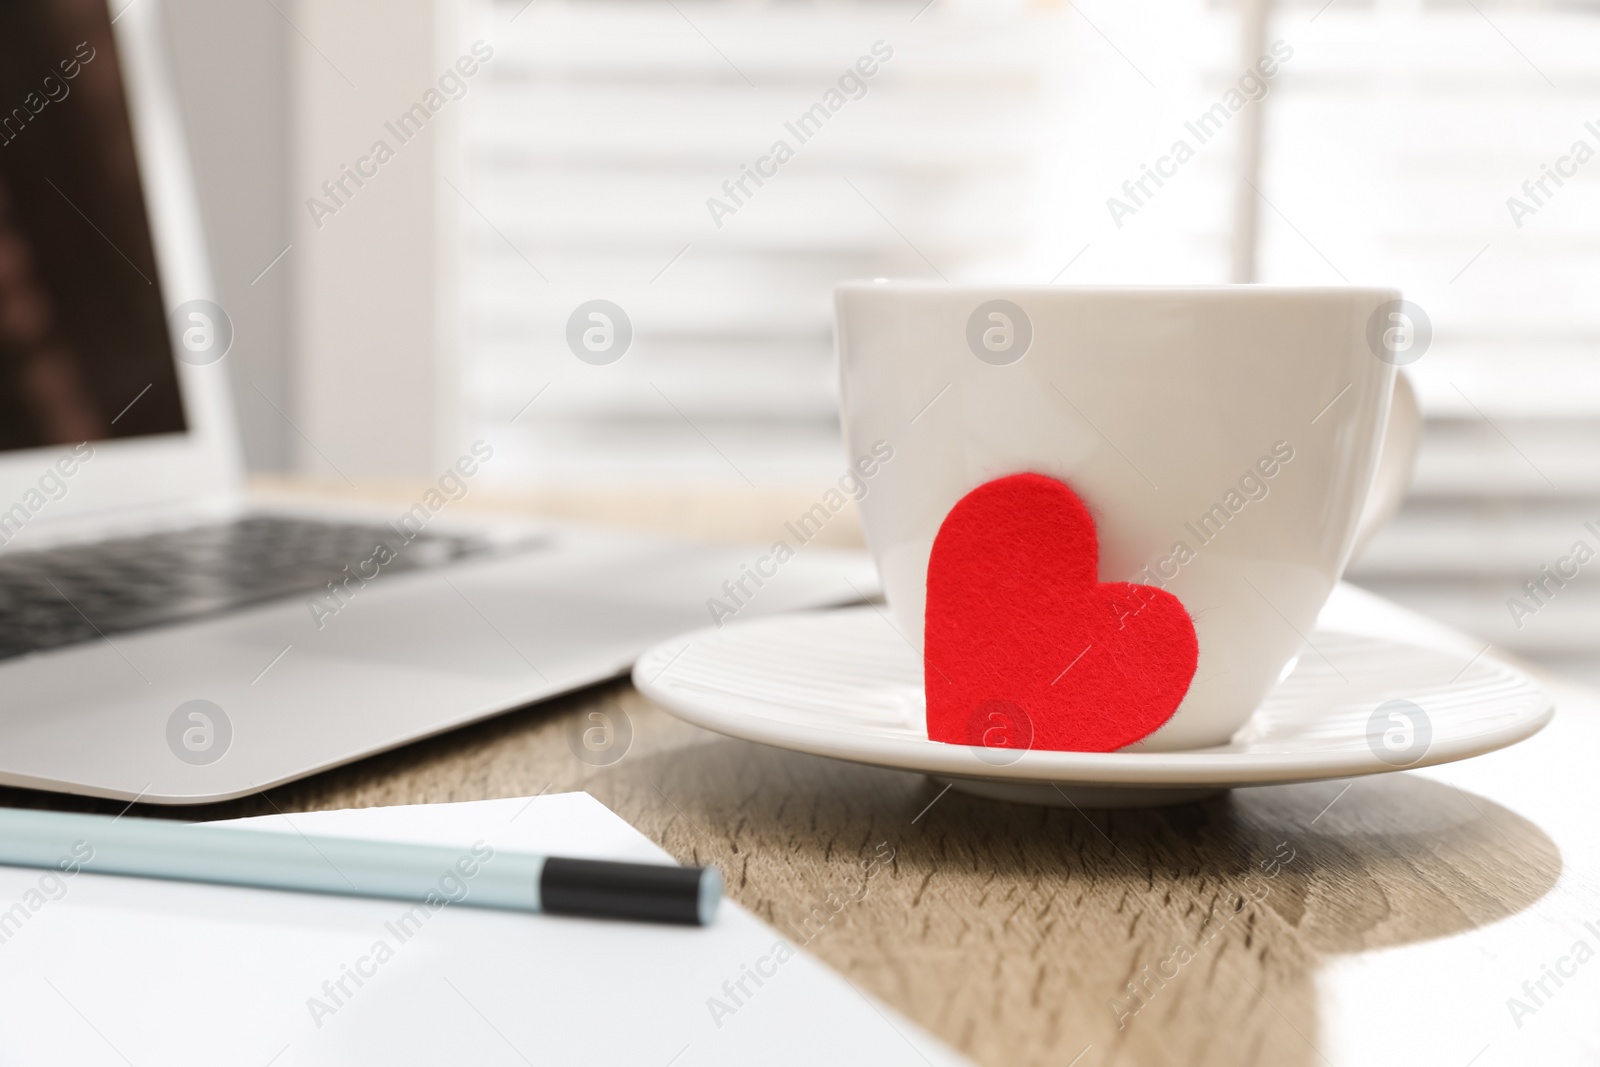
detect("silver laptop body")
[0,0,872,803]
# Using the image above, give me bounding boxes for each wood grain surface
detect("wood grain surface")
[7,484,1584,1067]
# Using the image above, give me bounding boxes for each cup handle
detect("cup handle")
[1350,370,1421,559]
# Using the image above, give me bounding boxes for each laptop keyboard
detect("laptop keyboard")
[0,516,497,662]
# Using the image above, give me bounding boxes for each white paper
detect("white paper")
[0,793,966,1066]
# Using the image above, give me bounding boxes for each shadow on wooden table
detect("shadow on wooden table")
[0,684,1554,1067]
[604,735,1561,1067]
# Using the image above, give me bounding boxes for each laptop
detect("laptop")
[0,1,874,804]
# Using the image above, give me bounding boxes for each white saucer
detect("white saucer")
[632,590,1554,808]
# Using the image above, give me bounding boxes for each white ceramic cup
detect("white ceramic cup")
[836,283,1421,751]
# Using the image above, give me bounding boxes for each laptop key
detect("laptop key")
[0,516,497,661]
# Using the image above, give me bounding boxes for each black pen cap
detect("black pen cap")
[539,858,723,926]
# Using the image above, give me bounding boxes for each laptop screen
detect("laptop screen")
[0,0,186,454]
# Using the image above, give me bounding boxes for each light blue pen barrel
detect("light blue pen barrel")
[0,807,721,925]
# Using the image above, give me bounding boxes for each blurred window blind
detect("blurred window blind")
[461,0,1244,486]
[1259,0,1600,662]
[456,0,1600,663]
[1259,0,1600,424]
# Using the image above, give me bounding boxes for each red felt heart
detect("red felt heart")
[923,472,1198,753]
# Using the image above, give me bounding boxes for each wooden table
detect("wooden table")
[11,484,1596,1066]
